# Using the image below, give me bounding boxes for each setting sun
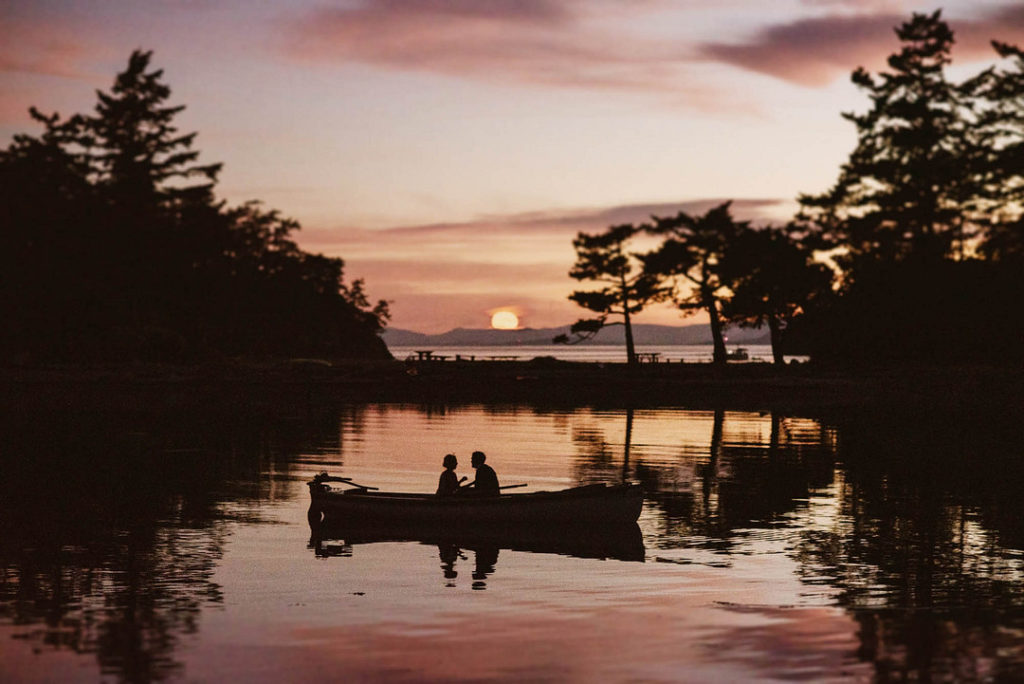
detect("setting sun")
[490,311,519,329]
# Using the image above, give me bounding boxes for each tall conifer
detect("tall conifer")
[799,11,974,267]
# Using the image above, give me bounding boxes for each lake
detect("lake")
[2,396,1023,681]
[387,344,809,364]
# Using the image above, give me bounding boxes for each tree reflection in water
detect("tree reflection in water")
[3,398,1024,680]
[793,408,1024,681]
[0,397,359,681]
[568,403,1024,680]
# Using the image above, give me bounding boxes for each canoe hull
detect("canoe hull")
[309,482,643,526]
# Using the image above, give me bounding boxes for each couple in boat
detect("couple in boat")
[437,451,499,497]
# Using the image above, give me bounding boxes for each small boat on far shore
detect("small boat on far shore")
[726,346,749,361]
[307,473,644,526]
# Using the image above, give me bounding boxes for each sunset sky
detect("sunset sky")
[3,0,1022,332]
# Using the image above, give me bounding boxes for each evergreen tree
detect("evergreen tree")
[790,12,1024,366]
[84,51,226,334]
[1,50,390,362]
[719,225,834,365]
[970,42,1024,261]
[799,11,975,268]
[644,202,742,366]
[0,109,105,357]
[91,50,221,209]
[555,223,664,365]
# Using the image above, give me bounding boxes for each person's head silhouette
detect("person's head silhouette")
[443,453,457,470]
[471,451,486,468]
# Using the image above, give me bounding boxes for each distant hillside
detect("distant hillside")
[383,323,769,347]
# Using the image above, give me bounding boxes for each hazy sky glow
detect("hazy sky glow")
[3,0,1022,332]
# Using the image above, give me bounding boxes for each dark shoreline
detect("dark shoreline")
[2,360,1020,417]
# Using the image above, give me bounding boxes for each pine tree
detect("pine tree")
[556,223,664,365]
[2,50,391,361]
[645,202,742,366]
[91,50,221,210]
[970,42,1024,261]
[719,225,834,365]
[799,11,975,268]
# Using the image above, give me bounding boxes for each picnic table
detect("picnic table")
[636,352,662,364]
[410,350,449,362]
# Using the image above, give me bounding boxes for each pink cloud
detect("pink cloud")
[283,2,1024,95]
[0,7,118,125]
[349,259,565,285]
[281,0,724,103]
[302,198,786,250]
[701,13,902,86]
[800,0,904,9]
[701,6,1024,87]
[0,14,105,78]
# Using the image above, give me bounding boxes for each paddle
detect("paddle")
[313,474,380,491]
[337,477,379,491]
[458,481,527,491]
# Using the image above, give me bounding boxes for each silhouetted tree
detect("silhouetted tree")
[555,223,663,365]
[720,225,834,365]
[788,12,1024,366]
[644,202,742,366]
[0,109,103,356]
[197,202,390,356]
[0,50,389,362]
[970,42,1024,262]
[92,50,222,208]
[798,11,976,268]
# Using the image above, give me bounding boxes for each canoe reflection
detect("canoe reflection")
[309,519,646,567]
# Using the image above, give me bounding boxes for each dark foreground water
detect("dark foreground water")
[2,397,1023,682]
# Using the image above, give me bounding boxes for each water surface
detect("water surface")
[2,400,1022,681]
[388,344,808,364]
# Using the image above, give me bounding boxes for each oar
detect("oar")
[335,477,379,491]
[458,481,526,490]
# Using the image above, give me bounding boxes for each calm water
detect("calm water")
[388,344,809,364]
[2,398,1023,681]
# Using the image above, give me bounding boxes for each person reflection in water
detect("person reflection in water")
[466,451,500,496]
[438,543,463,587]
[472,546,499,590]
[436,453,463,496]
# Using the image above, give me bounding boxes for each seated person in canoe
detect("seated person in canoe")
[436,453,465,496]
[464,450,500,496]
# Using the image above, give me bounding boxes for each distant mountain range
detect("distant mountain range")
[382,323,769,347]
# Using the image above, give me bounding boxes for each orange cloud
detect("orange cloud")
[299,198,789,332]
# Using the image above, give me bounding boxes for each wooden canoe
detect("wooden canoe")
[307,473,644,526]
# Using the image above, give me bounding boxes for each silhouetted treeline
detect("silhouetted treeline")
[563,11,1024,367]
[792,11,1024,365]
[0,50,390,363]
